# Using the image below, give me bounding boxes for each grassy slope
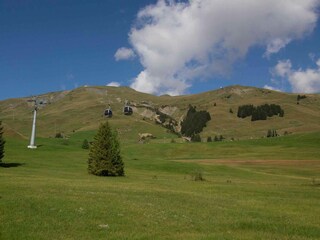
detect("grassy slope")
[0,85,319,140]
[1,85,319,239]
[0,132,319,239]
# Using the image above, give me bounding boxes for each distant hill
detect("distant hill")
[1,85,319,141]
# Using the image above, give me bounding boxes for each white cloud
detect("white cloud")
[114,47,136,61]
[272,59,320,93]
[289,67,320,93]
[273,60,292,78]
[263,85,282,92]
[309,52,316,61]
[265,38,291,58]
[106,81,121,87]
[130,70,190,96]
[120,0,319,95]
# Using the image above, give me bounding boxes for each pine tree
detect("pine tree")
[0,121,5,163]
[219,135,224,141]
[88,122,124,176]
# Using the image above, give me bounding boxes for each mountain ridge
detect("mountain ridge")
[1,85,319,141]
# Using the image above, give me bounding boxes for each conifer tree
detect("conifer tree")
[0,121,5,163]
[181,105,211,137]
[219,135,224,141]
[88,122,124,176]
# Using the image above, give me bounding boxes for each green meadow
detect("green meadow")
[1,132,320,239]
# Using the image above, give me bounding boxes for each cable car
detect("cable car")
[123,100,133,115]
[123,106,133,115]
[104,106,112,118]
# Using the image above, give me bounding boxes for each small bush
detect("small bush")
[190,170,205,181]
[0,121,5,163]
[214,135,224,141]
[82,139,89,149]
[61,139,69,145]
[55,132,63,138]
[297,95,306,101]
[267,129,278,138]
[191,134,201,142]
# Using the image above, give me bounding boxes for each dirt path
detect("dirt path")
[174,159,320,180]
[174,159,320,166]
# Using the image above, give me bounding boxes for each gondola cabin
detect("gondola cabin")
[104,108,113,118]
[123,106,133,115]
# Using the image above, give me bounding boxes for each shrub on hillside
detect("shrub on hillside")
[55,132,63,138]
[213,135,224,142]
[88,122,124,176]
[190,170,205,181]
[297,95,307,101]
[0,121,5,163]
[191,134,201,142]
[267,129,278,138]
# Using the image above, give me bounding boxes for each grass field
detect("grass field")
[1,131,320,239]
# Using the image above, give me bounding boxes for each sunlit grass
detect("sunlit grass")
[0,132,319,239]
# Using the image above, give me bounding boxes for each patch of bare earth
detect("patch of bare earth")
[174,159,320,167]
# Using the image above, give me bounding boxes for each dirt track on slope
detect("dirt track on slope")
[174,159,320,167]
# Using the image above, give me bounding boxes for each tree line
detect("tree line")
[237,104,284,121]
[181,105,211,137]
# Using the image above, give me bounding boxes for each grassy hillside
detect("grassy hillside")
[0,132,319,239]
[1,84,319,239]
[0,85,319,141]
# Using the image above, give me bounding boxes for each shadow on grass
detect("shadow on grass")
[0,163,25,168]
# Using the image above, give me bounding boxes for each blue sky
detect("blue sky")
[1,0,320,100]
